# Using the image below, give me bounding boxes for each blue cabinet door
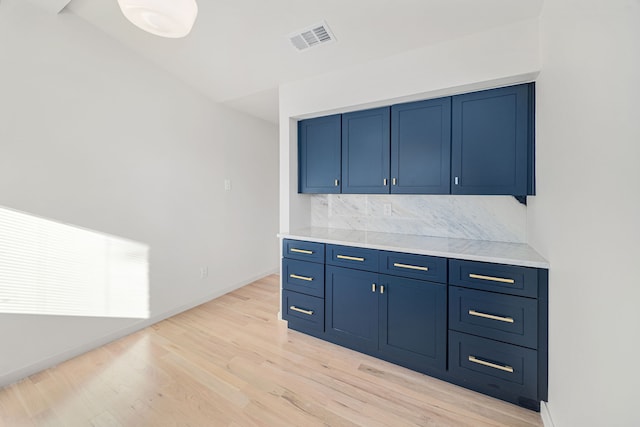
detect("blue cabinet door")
[283,239,325,263]
[451,84,533,196]
[342,107,390,194]
[449,331,539,409]
[379,251,447,283]
[449,259,539,298]
[325,266,379,351]
[282,290,325,334]
[326,244,379,272]
[449,286,538,349]
[282,258,325,298]
[391,98,451,194]
[378,275,446,372]
[298,115,341,193]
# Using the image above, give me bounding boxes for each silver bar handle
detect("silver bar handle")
[468,310,514,323]
[468,355,514,373]
[290,274,313,282]
[290,306,314,316]
[393,262,429,272]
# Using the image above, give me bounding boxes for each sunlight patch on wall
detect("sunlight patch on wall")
[0,206,149,318]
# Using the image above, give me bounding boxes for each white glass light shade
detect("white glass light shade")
[117,0,198,38]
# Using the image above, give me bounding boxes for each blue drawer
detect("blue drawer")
[449,331,538,404]
[380,251,447,283]
[326,244,379,272]
[282,259,325,298]
[282,290,324,333]
[449,259,538,298]
[283,239,325,263]
[449,287,538,349]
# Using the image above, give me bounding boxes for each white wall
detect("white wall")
[529,1,640,425]
[279,18,540,234]
[0,0,279,386]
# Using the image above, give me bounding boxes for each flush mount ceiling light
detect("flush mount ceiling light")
[117,0,198,38]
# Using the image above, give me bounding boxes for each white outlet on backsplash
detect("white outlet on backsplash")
[310,194,527,243]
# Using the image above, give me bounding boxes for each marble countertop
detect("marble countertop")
[278,227,549,269]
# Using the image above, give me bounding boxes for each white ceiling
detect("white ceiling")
[64,0,542,124]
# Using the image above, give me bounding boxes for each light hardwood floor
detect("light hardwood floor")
[0,275,542,426]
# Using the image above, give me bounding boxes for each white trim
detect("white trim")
[540,401,555,427]
[0,269,278,388]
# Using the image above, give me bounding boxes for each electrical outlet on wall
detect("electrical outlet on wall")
[199,266,208,279]
[383,203,392,217]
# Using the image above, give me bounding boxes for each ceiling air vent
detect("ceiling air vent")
[288,21,336,52]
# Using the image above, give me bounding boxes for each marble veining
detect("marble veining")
[278,227,549,269]
[310,194,527,243]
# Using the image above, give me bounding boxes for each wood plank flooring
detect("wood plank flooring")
[0,274,543,426]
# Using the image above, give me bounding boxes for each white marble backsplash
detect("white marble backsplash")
[310,194,527,243]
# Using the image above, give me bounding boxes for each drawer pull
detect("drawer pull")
[468,310,514,323]
[468,356,514,373]
[290,248,313,255]
[469,273,515,284]
[393,262,429,272]
[336,254,365,262]
[289,306,314,316]
[290,274,313,282]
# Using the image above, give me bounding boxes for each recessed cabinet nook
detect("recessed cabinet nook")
[285,82,548,411]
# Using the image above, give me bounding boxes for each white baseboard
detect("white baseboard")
[0,269,278,389]
[540,401,555,427]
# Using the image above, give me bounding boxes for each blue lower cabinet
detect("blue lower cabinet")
[449,331,539,410]
[325,266,447,374]
[325,266,379,351]
[449,259,538,298]
[449,286,538,349]
[282,239,548,411]
[282,290,325,334]
[283,239,325,263]
[326,244,379,272]
[379,251,447,283]
[379,275,446,371]
[282,258,325,298]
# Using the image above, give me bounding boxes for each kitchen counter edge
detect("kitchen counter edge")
[278,228,549,269]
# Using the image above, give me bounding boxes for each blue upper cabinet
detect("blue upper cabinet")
[298,83,535,197]
[341,107,391,194]
[451,84,535,196]
[298,114,342,193]
[391,98,451,194]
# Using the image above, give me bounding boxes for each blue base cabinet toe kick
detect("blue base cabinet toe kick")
[281,238,548,411]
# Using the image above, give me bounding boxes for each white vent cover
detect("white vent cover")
[288,21,336,52]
